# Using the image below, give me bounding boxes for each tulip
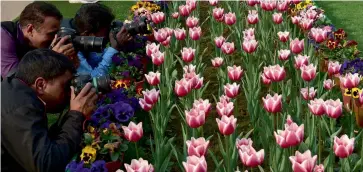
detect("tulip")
[122,122,143,142]
[216,115,237,135]
[184,72,203,90]
[246,0,259,6]
[214,36,225,48]
[340,73,361,89]
[238,146,265,167]
[174,78,192,97]
[212,7,224,21]
[242,39,258,53]
[211,57,223,68]
[300,87,316,100]
[313,164,324,172]
[221,42,235,55]
[274,115,304,148]
[291,16,301,25]
[145,71,160,86]
[359,91,363,104]
[146,43,160,56]
[172,12,179,19]
[323,79,335,90]
[186,16,199,28]
[186,0,196,11]
[260,0,276,11]
[324,99,343,118]
[277,0,288,12]
[261,73,272,85]
[308,99,326,116]
[193,75,204,89]
[272,13,283,24]
[263,93,282,113]
[124,158,154,172]
[186,137,210,157]
[224,82,240,98]
[327,61,341,76]
[278,49,291,61]
[179,5,191,17]
[310,28,327,43]
[142,89,159,105]
[139,98,153,111]
[209,0,218,6]
[227,65,244,81]
[183,64,196,74]
[300,64,317,82]
[174,28,186,40]
[263,64,286,82]
[247,10,258,24]
[186,108,206,128]
[277,31,289,42]
[292,0,302,4]
[161,36,171,47]
[224,12,236,25]
[220,95,231,104]
[151,51,164,66]
[193,99,211,115]
[306,9,318,20]
[243,28,255,40]
[294,54,310,69]
[334,134,355,158]
[289,150,317,172]
[151,11,165,24]
[236,138,253,149]
[299,18,314,30]
[290,38,304,54]
[181,47,196,63]
[154,29,168,43]
[189,27,202,40]
[183,156,207,172]
[216,101,234,117]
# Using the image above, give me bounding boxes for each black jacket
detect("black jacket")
[1,77,85,172]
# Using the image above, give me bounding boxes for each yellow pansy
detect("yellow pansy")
[352,88,362,98]
[80,146,97,164]
[344,88,352,97]
[131,5,139,12]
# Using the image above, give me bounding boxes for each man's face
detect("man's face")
[41,71,73,113]
[29,16,60,48]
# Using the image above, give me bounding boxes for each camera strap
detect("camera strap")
[92,77,99,93]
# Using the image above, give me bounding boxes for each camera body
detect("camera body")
[56,27,107,53]
[71,74,112,95]
[110,16,154,36]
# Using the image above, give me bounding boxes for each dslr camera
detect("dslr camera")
[71,74,112,95]
[110,16,155,37]
[56,27,107,52]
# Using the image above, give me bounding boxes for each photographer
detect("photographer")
[1,1,76,78]
[65,3,132,77]
[1,49,97,172]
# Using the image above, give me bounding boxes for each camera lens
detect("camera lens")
[95,75,112,93]
[73,36,107,52]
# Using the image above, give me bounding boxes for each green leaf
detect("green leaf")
[83,133,93,145]
[353,159,362,172]
[243,128,254,138]
[110,151,120,161]
[119,143,128,152]
[258,165,265,172]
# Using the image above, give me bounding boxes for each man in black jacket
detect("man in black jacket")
[1,49,98,172]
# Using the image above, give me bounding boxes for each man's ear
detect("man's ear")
[24,24,34,37]
[33,77,48,95]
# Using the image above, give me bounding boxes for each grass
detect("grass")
[315,1,363,51]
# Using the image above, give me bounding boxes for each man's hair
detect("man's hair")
[19,1,63,29]
[74,3,115,34]
[15,49,76,85]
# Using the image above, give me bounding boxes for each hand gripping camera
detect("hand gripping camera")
[110,16,156,37]
[71,74,112,95]
[56,27,107,52]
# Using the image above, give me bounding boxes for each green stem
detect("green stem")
[225,135,230,172]
[318,117,322,164]
[135,142,139,159]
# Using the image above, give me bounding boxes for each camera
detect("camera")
[71,74,112,95]
[56,27,107,52]
[110,16,155,36]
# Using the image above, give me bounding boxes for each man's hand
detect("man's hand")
[109,26,133,51]
[51,35,77,57]
[69,83,98,118]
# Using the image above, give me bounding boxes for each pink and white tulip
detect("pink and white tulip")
[174,28,186,40]
[300,64,317,82]
[247,10,259,24]
[314,164,325,172]
[154,29,168,43]
[189,27,202,40]
[299,18,314,30]
[236,138,253,149]
[161,36,171,47]
[310,28,327,43]
[186,137,210,157]
[145,71,160,86]
[278,49,291,61]
[294,54,310,69]
[193,99,211,115]
[151,11,165,24]
[300,87,317,100]
[261,73,272,85]
[263,64,286,82]
[278,31,290,42]
[221,42,235,55]
[151,51,165,66]
[124,158,154,172]
[216,115,237,135]
[340,73,361,89]
[122,122,143,142]
[209,0,218,6]
[323,79,335,90]
[224,12,237,25]
[216,101,234,117]
[212,7,224,21]
[242,39,258,53]
[308,99,326,116]
[146,43,160,57]
[174,78,192,97]
[211,57,223,67]
[238,146,265,167]
[224,82,240,98]
[214,36,226,48]
[262,93,282,113]
[186,0,197,11]
[277,0,288,12]
[172,12,179,19]
[227,65,244,81]
[334,134,355,158]
[183,156,207,172]
[139,98,153,112]
[260,0,276,11]
[272,13,283,24]
[181,47,196,63]
[179,5,191,17]
[324,99,343,119]
[186,16,199,28]
[274,115,304,148]
[328,61,341,76]
[246,0,259,6]
[291,16,301,25]
[185,108,206,128]
[290,38,305,54]
[142,89,159,105]
[289,150,317,172]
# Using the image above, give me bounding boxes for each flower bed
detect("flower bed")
[66,0,363,172]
